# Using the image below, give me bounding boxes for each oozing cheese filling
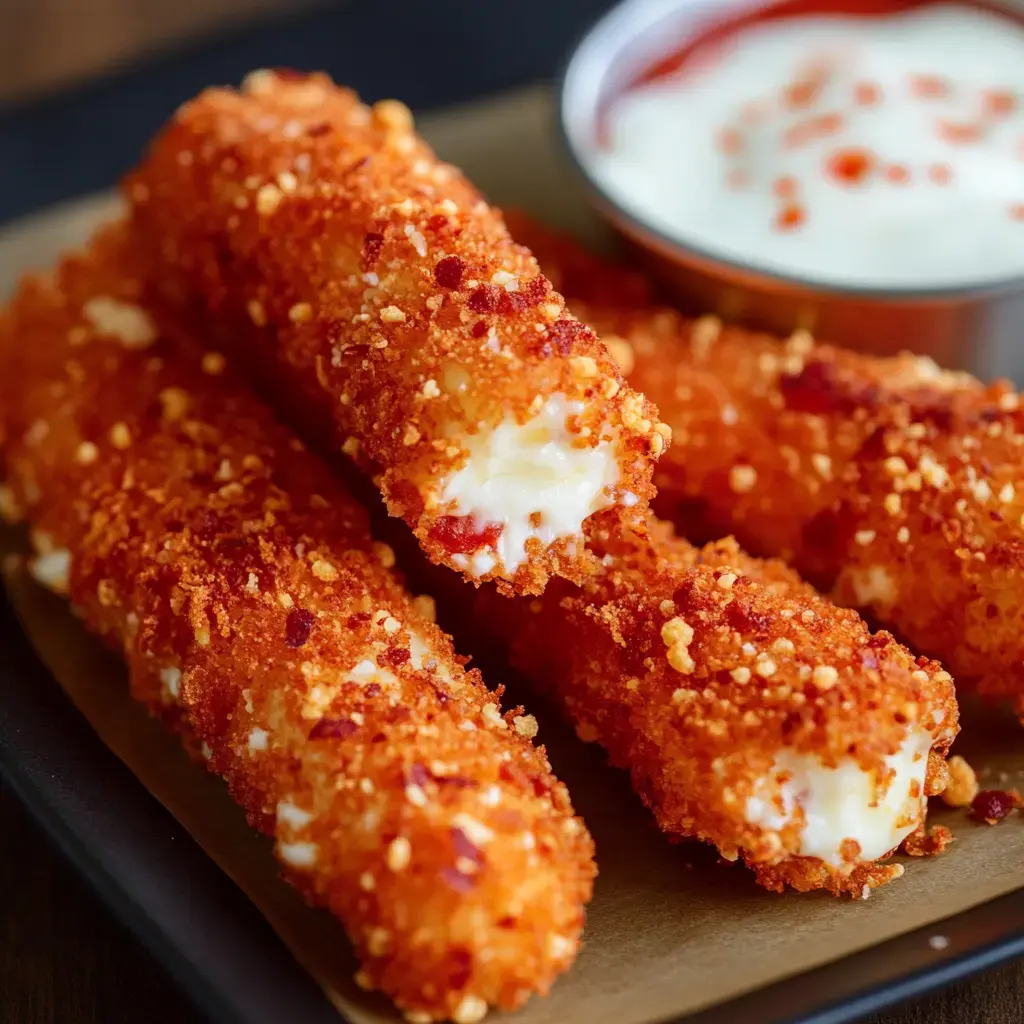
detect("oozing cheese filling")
[440,395,621,576]
[745,728,933,866]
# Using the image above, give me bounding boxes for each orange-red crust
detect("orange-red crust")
[477,520,957,897]
[0,224,595,1022]
[510,214,1024,715]
[125,71,667,595]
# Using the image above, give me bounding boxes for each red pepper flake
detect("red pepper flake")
[497,279,546,315]
[498,290,528,315]
[984,89,1017,118]
[306,121,331,137]
[826,147,876,187]
[434,255,465,289]
[716,127,744,156]
[522,276,550,306]
[885,164,911,185]
[467,284,500,313]
[547,318,592,355]
[285,608,316,648]
[379,646,412,668]
[308,716,358,740]
[775,203,806,231]
[725,598,772,635]
[426,214,449,232]
[854,81,882,106]
[362,232,384,269]
[929,163,953,185]
[780,359,876,416]
[937,120,983,146]
[1010,204,1024,221]
[346,612,371,630]
[726,168,749,190]
[429,515,503,555]
[447,948,473,990]
[773,175,799,200]
[971,789,1021,824]
[470,320,489,338]
[784,112,844,149]
[911,74,948,99]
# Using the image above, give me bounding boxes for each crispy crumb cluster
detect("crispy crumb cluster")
[125,71,667,595]
[0,224,595,1022]
[510,214,1024,716]
[941,755,979,808]
[477,519,957,896]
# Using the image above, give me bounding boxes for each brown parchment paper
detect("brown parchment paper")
[2,86,1024,1024]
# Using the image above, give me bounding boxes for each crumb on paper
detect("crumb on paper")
[941,755,979,808]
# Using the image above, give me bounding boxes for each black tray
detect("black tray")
[2,3,1023,1022]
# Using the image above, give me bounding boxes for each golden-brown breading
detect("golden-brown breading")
[509,215,1024,716]
[481,518,957,897]
[124,71,667,596]
[0,223,596,1023]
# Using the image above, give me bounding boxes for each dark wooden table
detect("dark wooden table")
[1,782,1021,1024]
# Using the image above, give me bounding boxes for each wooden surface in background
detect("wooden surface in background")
[0,0,307,103]
[0,2,1021,1022]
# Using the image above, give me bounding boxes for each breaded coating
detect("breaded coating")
[125,71,667,596]
[479,519,956,896]
[0,224,595,1023]
[509,216,1024,716]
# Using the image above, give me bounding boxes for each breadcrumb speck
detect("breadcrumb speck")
[512,714,539,739]
[942,755,979,808]
[386,836,411,872]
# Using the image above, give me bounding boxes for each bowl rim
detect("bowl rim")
[555,0,1024,304]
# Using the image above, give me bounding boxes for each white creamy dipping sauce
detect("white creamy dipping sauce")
[591,4,1024,288]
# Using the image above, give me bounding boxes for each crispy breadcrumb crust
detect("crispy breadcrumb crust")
[124,71,666,595]
[477,519,957,897]
[0,224,595,1022]
[510,215,1024,715]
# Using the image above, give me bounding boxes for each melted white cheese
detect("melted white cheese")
[745,728,932,865]
[441,394,620,576]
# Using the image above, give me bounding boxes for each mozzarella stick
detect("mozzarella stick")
[125,71,666,596]
[0,224,595,1023]
[508,216,1024,716]
[486,520,958,897]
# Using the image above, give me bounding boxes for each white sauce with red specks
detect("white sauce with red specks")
[591,4,1024,288]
